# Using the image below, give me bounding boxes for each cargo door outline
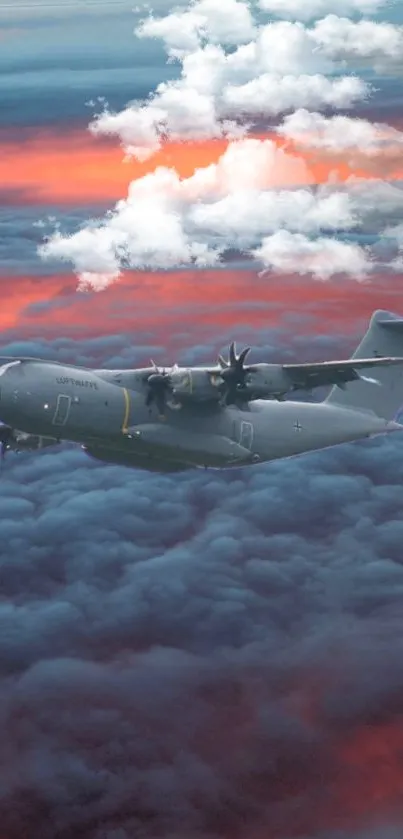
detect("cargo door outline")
[52,394,71,427]
[239,420,253,450]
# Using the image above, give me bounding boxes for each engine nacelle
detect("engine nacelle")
[170,365,294,404]
[244,364,293,399]
[170,368,221,403]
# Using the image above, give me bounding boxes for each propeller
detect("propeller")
[144,363,173,416]
[217,342,257,405]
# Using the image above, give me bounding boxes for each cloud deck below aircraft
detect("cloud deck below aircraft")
[2,434,403,838]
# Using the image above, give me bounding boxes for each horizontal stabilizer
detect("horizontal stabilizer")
[378,318,403,330]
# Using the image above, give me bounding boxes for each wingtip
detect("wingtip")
[386,420,403,432]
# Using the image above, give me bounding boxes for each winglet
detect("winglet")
[386,420,403,432]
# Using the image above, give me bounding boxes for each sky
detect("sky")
[2,1,403,838]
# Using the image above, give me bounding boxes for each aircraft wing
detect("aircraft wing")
[282,356,403,390]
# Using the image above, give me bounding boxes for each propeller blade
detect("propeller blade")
[238,347,251,367]
[229,342,237,367]
[216,341,256,405]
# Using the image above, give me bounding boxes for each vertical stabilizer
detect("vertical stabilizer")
[326,310,403,421]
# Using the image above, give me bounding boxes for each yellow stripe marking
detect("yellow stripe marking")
[122,387,130,433]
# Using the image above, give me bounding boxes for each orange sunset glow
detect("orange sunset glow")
[2,128,398,205]
[2,271,403,348]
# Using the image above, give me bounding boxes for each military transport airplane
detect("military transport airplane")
[1,309,403,472]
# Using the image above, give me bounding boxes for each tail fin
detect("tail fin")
[326,310,403,421]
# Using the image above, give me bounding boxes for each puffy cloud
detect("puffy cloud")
[39,162,225,288]
[41,138,385,288]
[331,179,403,247]
[136,0,256,55]
[40,135,403,289]
[87,10,403,159]
[381,220,403,269]
[277,109,403,176]
[89,79,246,161]
[384,222,403,245]
[222,73,366,118]
[278,108,403,156]
[91,70,365,161]
[258,0,390,20]
[254,230,372,279]
[40,0,403,289]
[312,15,403,69]
[190,188,358,243]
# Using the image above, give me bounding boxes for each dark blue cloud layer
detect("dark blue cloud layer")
[0,324,349,371]
[1,434,403,837]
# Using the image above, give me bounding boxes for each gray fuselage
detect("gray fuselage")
[0,359,398,471]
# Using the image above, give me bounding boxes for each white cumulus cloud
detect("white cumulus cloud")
[253,230,372,280]
[277,109,403,175]
[222,74,366,118]
[312,15,403,69]
[40,139,397,290]
[136,0,256,55]
[87,11,403,160]
[39,0,403,290]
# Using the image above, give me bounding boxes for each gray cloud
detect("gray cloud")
[1,430,403,836]
[0,323,349,371]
